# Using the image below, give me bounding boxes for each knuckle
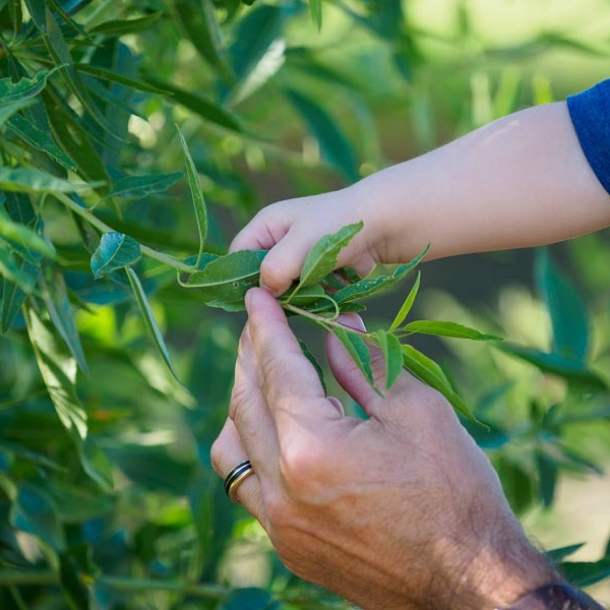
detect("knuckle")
[279,437,325,490]
[228,380,249,425]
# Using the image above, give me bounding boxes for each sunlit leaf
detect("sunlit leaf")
[0,68,59,106]
[332,326,374,385]
[309,0,322,31]
[89,11,164,36]
[376,329,402,390]
[126,268,181,383]
[389,271,420,331]
[0,167,98,193]
[403,320,501,341]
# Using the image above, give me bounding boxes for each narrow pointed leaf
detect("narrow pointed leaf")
[1,258,40,333]
[401,344,478,423]
[389,271,420,331]
[42,268,88,373]
[89,11,164,35]
[535,247,589,363]
[546,544,585,563]
[0,212,56,259]
[91,232,142,278]
[0,167,97,193]
[560,558,610,588]
[8,113,76,170]
[105,173,182,200]
[404,320,502,341]
[126,268,181,383]
[24,303,88,439]
[376,329,403,390]
[298,338,327,394]
[42,8,120,139]
[335,245,429,304]
[286,88,358,182]
[174,0,233,82]
[497,343,608,391]
[145,79,242,132]
[75,63,171,94]
[297,222,363,290]
[0,248,37,293]
[178,127,208,267]
[309,0,322,31]
[332,326,374,385]
[0,68,59,106]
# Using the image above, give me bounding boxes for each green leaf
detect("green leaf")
[78,436,113,491]
[42,268,88,373]
[91,232,142,278]
[309,0,322,31]
[403,320,502,341]
[7,113,76,170]
[185,250,267,304]
[10,483,66,551]
[335,245,429,304]
[145,78,242,132]
[535,247,589,363]
[0,98,34,128]
[229,4,285,83]
[24,303,88,439]
[535,448,557,507]
[546,543,585,563]
[0,210,56,259]
[221,588,278,610]
[0,247,37,293]
[173,0,234,82]
[0,68,59,106]
[298,338,327,394]
[1,258,40,333]
[0,167,97,193]
[286,88,358,182]
[332,326,374,385]
[389,271,420,331]
[497,343,608,391]
[296,222,363,292]
[59,551,90,609]
[376,329,403,390]
[89,11,164,35]
[401,344,478,423]
[126,268,181,383]
[561,558,610,588]
[105,173,182,200]
[23,0,46,31]
[75,63,171,94]
[177,127,208,268]
[42,7,120,139]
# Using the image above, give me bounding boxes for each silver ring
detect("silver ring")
[224,459,255,503]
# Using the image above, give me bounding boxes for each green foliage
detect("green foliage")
[0,1,609,607]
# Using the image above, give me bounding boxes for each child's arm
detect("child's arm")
[231,97,610,295]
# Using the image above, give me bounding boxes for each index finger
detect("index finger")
[244,288,339,428]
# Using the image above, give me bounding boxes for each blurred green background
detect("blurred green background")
[1,0,610,607]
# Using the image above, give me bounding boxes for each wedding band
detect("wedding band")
[224,459,255,503]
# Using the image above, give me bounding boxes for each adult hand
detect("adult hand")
[211,288,556,609]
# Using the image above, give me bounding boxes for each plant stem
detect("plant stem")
[282,303,373,339]
[54,193,193,273]
[0,570,230,600]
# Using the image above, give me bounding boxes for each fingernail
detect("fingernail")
[245,288,256,311]
[338,313,366,333]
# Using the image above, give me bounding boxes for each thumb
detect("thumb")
[325,315,389,419]
[259,231,312,296]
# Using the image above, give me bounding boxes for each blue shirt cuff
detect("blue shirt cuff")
[567,79,610,197]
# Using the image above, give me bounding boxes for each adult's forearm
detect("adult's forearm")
[353,102,610,262]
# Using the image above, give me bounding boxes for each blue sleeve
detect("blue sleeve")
[566,79,610,196]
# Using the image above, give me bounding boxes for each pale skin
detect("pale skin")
[211,101,610,608]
